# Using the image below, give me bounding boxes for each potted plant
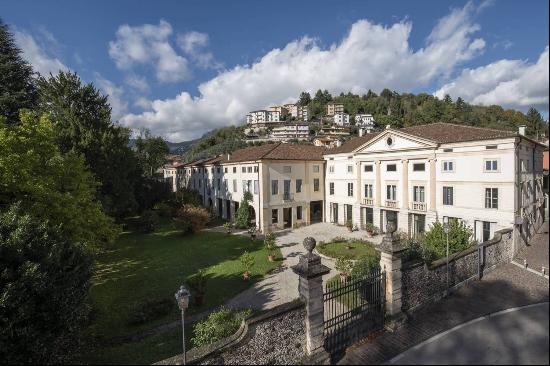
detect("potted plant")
[345,219,353,232]
[188,269,207,306]
[365,223,375,237]
[264,232,276,262]
[223,222,232,234]
[335,256,353,283]
[248,226,257,241]
[240,251,255,280]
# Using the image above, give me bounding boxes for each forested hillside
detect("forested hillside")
[181,89,548,162]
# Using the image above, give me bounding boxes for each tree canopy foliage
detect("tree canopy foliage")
[0,19,37,123]
[0,112,120,248]
[0,204,92,364]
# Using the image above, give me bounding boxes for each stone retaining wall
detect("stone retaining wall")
[401,228,513,313]
[156,300,306,365]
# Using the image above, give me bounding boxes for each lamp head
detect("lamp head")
[175,285,191,311]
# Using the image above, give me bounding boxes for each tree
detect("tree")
[0,19,37,123]
[298,91,312,106]
[525,107,545,138]
[235,191,253,229]
[0,112,120,249]
[134,128,169,177]
[0,204,92,364]
[37,71,140,217]
[421,220,473,263]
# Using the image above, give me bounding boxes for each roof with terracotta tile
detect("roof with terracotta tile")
[325,123,519,154]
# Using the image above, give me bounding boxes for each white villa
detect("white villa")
[355,114,376,127]
[323,123,546,249]
[334,112,350,126]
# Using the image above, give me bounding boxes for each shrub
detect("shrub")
[174,204,210,234]
[153,202,173,218]
[234,191,253,229]
[240,251,255,275]
[351,254,381,277]
[421,220,473,263]
[335,256,353,276]
[138,209,159,233]
[187,269,208,306]
[128,298,173,325]
[264,232,276,258]
[191,308,252,348]
[345,219,353,230]
[0,204,92,364]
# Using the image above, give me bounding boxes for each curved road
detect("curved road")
[388,302,549,365]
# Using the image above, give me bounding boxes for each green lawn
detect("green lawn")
[80,221,281,364]
[317,240,377,260]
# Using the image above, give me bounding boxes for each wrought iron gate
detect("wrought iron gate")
[323,268,385,355]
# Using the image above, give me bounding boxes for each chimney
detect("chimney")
[386,124,391,130]
[227,153,231,161]
[359,128,364,137]
[518,125,526,136]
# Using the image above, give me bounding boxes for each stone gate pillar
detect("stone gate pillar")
[378,222,406,330]
[292,237,331,363]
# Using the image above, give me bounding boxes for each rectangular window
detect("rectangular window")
[413,186,425,202]
[329,182,334,195]
[217,167,221,174]
[224,167,228,173]
[233,179,237,193]
[271,180,278,195]
[313,165,320,173]
[254,166,258,173]
[223,179,228,191]
[413,163,425,171]
[387,164,397,172]
[364,165,373,172]
[347,165,353,173]
[443,186,454,205]
[253,180,259,194]
[484,159,499,172]
[348,183,354,197]
[482,221,492,242]
[297,206,303,220]
[443,161,454,172]
[364,184,373,198]
[247,166,252,173]
[443,148,453,152]
[486,145,498,150]
[233,167,237,173]
[242,180,247,193]
[329,165,335,173]
[314,178,320,192]
[386,185,397,200]
[272,209,278,224]
[485,188,498,209]
[283,166,291,173]
[217,179,221,190]
[296,179,302,193]
[242,167,246,173]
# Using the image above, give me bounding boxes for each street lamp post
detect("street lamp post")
[175,285,191,365]
[443,222,450,294]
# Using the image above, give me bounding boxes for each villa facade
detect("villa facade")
[323,123,546,249]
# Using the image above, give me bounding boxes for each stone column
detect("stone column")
[402,159,409,209]
[429,158,437,211]
[378,222,406,330]
[375,160,382,206]
[292,237,331,360]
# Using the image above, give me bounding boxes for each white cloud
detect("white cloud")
[95,74,128,121]
[125,74,150,93]
[109,20,190,83]
[435,46,549,111]
[13,30,68,76]
[120,2,491,141]
[177,31,222,69]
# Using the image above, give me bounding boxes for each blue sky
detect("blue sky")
[1,0,548,141]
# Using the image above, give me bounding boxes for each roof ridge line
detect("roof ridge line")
[259,142,283,159]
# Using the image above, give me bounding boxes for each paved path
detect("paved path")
[339,262,549,365]
[388,303,549,365]
[225,223,382,311]
[515,217,549,275]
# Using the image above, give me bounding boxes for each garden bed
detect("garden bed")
[317,239,377,260]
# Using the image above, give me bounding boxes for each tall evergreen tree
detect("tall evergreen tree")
[0,19,37,123]
[36,71,140,218]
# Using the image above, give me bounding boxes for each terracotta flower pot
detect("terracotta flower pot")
[243,271,251,280]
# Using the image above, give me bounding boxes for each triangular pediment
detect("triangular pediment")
[355,129,437,153]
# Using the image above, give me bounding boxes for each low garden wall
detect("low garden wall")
[155,300,306,365]
[401,227,514,313]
